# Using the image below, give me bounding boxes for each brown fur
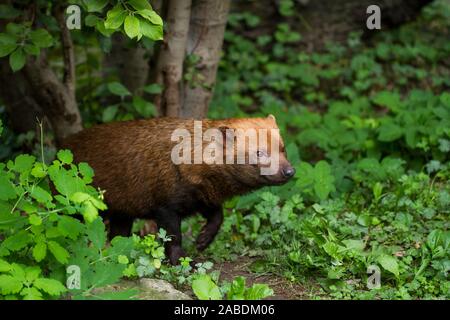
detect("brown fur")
[62,117,294,263]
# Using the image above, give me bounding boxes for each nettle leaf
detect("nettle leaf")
[57,216,85,240]
[124,15,141,39]
[377,254,399,277]
[48,241,69,264]
[9,48,26,72]
[378,121,403,142]
[32,242,47,262]
[86,217,106,249]
[0,259,11,272]
[0,275,23,295]
[30,186,52,205]
[20,286,43,300]
[314,161,335,200]
[34,278,67,296]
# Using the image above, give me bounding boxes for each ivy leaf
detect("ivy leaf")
[9,48,26,72]
[377,254,399,277]
[0,275,23,295]
[124,15,140,39]
[48,241,69,264]
[34,278,67,296]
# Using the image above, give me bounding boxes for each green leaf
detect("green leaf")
[143,83,163,94]
[34,278,67,296]
[0,5,21,19]
[124,15,141,39]
[9,48,26,72]
[57,149,73,164]
[0,175,16,201]
[31,163,47,178]
[192,275,222,300]
[28,214,42,226]
[133,96,156,117]
[84,0,108,12]
[0,275,23,295]
[57,216,85,240]
[104,5,127,30]
[102,105,119,122]
[314,161,335,200]
[0,259,11,272]
[140,20,163,40]
[29,29,53,48]
[78,162,94,183]
[377,254,399,277]
[245,284,273,300]
[20,287,43,300]
[1,231,31,252]
[128,0,153,11]
[86,217,106,249]
[48,241,69,264]
[137,9,163,25]
[0,33,17,57]
[13,154,35,173]
[378,121,403,142]
[107,82,131,97]
[81,201,99,223]
[32,242,47,262]
[30,186,52,204]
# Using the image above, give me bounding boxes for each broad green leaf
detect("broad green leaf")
[137,9,163,25]
[140,20,163,40]
[13,154,35,173]
[32,242,47,262]
[0,275,22,295]
[133,96,156,117]
[377,254,399,277]
[30,186,52,205]
[57,216,85,240]
[124,15,141,39]
[128,0,152,11]
[0,175,16,201]
[48,241,69,264]
[84,0,108,12]
[28,214,42,226]
[314,161,335,200]
[378,122,403,142]
[57,149,73,164]
[29,29,53,48]
[9,48,26,72]
[0,33,17,57]
[0,259,11,272]
[34,278,67,296]
[86,217,106,249]
[104,5,127,30]
[107,82,131,97]
[20,287,43,300]
[81,201,99,223]
[246,284,274,300]
[78,162,94,183]
[1,231,31,252]
[192,275,222,300]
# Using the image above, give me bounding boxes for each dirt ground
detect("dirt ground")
[214,257,318,300]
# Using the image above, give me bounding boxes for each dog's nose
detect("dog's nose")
[282,166,296,178]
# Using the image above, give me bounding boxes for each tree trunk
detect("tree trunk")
[154,0,192,117]
[104,34,150,95]
[182,0,231,119]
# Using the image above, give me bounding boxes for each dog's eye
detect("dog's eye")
[257,150,265,157]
